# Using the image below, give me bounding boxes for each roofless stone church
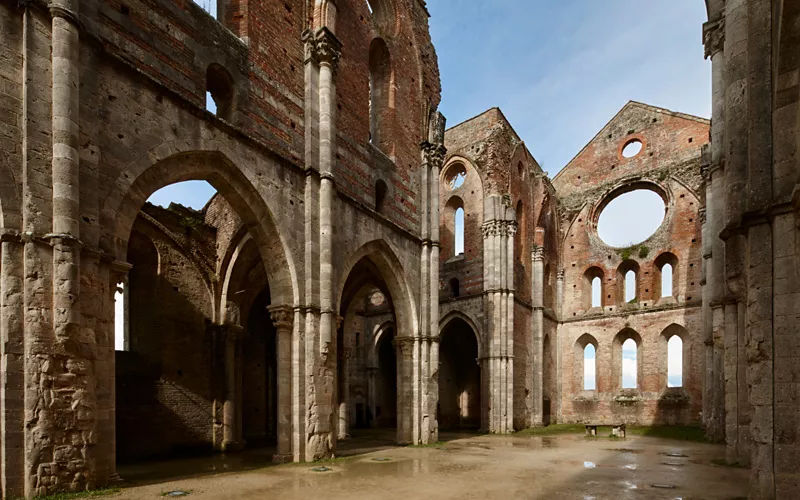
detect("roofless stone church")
[0,0,796,498]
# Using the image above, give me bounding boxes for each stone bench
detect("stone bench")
[585,423,626,438]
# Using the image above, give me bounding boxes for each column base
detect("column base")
[107,473,124,484]
[272,454,293,464]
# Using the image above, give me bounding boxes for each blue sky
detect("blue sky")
[428,0,711,176]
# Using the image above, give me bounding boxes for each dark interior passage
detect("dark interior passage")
[374,327,397,428]
[438,319,480,430]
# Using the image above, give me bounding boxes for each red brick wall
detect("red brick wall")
[554,102,708,425]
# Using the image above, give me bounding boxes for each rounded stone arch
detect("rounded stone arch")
[654,252,679,299]
[612,328,644,391]
[660,323,690,388]
[218,231,259,325]
[588,179,670,246]
[371,319,396,366]
[334,239,418,341]
[441,155,485,194]
[439,310,483,358]
[100,150,297,306]
[616,259,641,304]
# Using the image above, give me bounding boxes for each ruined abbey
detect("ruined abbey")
[0,0,796,498]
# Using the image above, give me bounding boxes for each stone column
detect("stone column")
[425,140,445,444]
[303,27,341,460]
[504,221,515,432]
[366,367,378,428]
[338,346,353,440]
[395,337,414,444]
[268,305,294,462]
[555,269,564,422]
[0,234,24,498]
[222,325,244,451]
[531,246,545,426]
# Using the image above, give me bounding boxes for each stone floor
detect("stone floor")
[114,432,749,499]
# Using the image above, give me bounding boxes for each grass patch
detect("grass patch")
[626,425,708,443]
[33,488,121,500]
[514,424,586,437]
[513,424,710,443]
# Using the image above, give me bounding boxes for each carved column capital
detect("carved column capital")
[556,269,565,281]
[532,246,545,262]
[315,27,342,69]
[422,142,447,170]
[268,304,294,333]
[703,18,725,59]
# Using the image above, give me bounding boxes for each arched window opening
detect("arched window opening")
[584,267,604,309]
[622,338,638,389]
[375,179,388,212]
[206,64,235,120]
[661,263,673,297]
[592,277,602,307]
[449,278,460,298]
[454,207,465,255]
[369,38,391,153]
[655,252,678,299]
[624,270,636,302]
[583,344,596,390]
[668,336,683,387]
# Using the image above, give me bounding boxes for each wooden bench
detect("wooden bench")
[585,423,626,438]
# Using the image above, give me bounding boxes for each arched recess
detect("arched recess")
[660,323,689,389]
[101,150,297,307]
[584,266,604,309]
[616,260,640,304]
[439,310,483,358]
[654,252,678,300]
[573,334,599,393]
[334,240,416,441]
[371,320,397,366]
[369,37,393,154]
[612,328,643,391]
[370,320,397,428]
[438,316,481,430]
[335,239,417,342]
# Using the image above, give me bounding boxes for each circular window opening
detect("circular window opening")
[597,189,665,247]
[444,163,467,190]
[621,139,643,158]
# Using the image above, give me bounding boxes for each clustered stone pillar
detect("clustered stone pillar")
[531,246,545,426]
[481,197,516,433]
[554,269,564,422]
[268,305,294,462]
[0,233,24,497]
[701,11,727,446]
[21,0,98,495]
[301,26,342,461]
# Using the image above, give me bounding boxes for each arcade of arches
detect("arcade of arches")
[0,1,797,499]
